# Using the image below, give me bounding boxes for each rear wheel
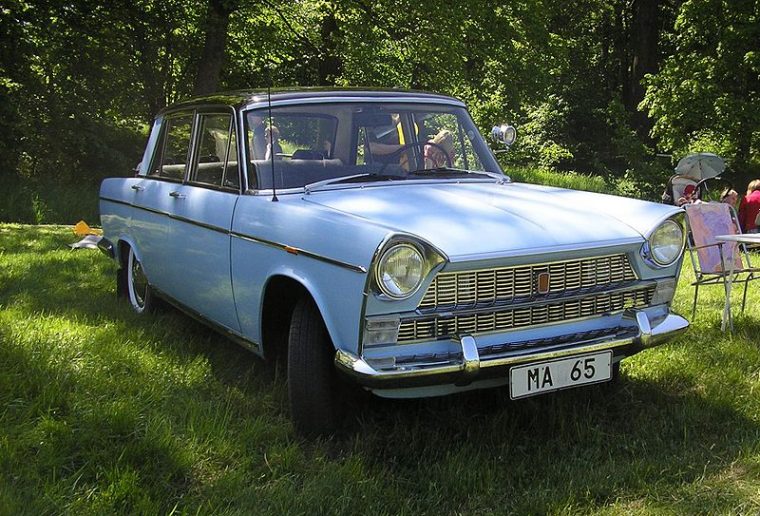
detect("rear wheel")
[126,247,156,314]
[287,296,343,437]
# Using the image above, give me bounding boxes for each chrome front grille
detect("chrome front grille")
[397,285,655,343]
[419,254,637,311]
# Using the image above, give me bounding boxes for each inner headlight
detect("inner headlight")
[646,219,684,267]
[375,243,424,299]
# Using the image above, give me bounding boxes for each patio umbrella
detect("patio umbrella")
[674,153,725,181]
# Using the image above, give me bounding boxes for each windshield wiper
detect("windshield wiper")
[304,171,406,193]
[407,167,508,183]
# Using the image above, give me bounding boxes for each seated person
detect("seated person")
[249,115,266,160]
[677,184,700,206]
[424,129,455,168]
[366,114,417,170]
[720,187,739,207]
[264,125,283,160]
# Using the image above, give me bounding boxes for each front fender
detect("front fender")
[232,238,370,354]
[260,265,369,355]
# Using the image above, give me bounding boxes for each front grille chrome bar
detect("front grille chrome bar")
[398,284,656,343]
[419,253,637,311]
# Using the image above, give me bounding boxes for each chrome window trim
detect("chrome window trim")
[246,176,506,196]
[149,110,196,181]
[187,108,242,193]
[242,96,468,111]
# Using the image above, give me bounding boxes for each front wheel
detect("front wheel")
[126,247,157,314]
[287,296,343,436]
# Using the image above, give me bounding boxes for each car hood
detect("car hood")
[301,181,681,261]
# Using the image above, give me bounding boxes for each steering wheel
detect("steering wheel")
[377,141,453,174]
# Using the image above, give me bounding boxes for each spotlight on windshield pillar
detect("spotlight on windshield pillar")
[490,124,517,148]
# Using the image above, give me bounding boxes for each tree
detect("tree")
[642,0,760,174]
[194,0,239,95]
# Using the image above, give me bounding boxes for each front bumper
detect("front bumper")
[334,308,688,389]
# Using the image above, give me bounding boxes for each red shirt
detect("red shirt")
[738,190,760,232]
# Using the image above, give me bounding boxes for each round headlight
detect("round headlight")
[375,244,424,299]
[648,219,684,266]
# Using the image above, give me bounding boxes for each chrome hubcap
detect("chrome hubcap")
[131,257,148,308]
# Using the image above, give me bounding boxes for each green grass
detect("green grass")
[2,224,760,514]
[505,165,616,195]
[0,179,101,226]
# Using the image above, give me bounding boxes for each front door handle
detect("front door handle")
[169,191,186,199]
[131,185,144,191]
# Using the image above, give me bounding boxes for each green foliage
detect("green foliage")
[509,95,575,169]
[2,224,760,513]
[642,0,760,174]
[1,0,759,223]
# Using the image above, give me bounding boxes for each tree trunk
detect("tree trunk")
[628,0,660,135]
[193,0,235,96]
[316,8,341,85]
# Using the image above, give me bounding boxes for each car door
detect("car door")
[130,112,195,295]
[164,110,241,332]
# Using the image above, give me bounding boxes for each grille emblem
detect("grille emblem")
[536,272,550,295]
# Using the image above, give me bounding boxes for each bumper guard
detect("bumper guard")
[334,309,688,389]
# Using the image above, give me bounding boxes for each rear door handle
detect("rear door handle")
[169,191,186,199]
[131,185,144,191]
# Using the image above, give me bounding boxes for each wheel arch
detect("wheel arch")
[114,237,140,299]
[260,273,335,362]
[115,236,140,268]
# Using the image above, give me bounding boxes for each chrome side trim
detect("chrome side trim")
[99,196,367,274]
[335,309,689,389]
[151,285,261,353]
[230,231,367,273]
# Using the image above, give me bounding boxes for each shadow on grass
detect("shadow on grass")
[344,368,759,512]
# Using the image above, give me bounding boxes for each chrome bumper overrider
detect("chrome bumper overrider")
[334,309,688,389]
[97,237,116,259]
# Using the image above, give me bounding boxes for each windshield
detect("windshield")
[244,101,502,190]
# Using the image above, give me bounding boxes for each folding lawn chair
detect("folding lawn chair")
[684,202,760,331]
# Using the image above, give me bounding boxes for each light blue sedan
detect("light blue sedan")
[99,89,688,435]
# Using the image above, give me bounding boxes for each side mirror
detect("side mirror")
[490,124,517,148]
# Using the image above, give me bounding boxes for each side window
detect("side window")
[190,113,240,190]
[151,114,193,180]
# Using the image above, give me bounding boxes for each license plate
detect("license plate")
[509,351,612,399]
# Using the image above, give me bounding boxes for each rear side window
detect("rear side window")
[151,114,193,180]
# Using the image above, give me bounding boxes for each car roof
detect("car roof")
[160,88,464,114]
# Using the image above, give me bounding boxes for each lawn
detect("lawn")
[1,223,759,514]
